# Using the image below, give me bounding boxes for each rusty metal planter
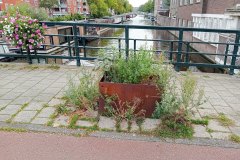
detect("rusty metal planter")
[98,78,162,117]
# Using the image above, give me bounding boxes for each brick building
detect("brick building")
[0,0,89,16]
[52,0,90,16]
[170,0,240,27]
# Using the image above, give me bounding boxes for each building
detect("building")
[0,0,89,16]
[52,0,90,16]
[154,0,169,16]
[155,0,240,73]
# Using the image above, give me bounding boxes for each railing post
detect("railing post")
[73,24,80,66]
[118,38,121,57]
[67,36,72,57]
[175,29,183,72]
[230,33,240,75]
[134,39,137,55]
[125,26,129,59]
[169,41,173,61]
[27,46,32,64]
[224,43,229,66]
[185,42,190,69]
[82,37,87,58]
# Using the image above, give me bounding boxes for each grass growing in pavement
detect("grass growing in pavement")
[69,114,79,129]
[46,64,60,70]
[206,128,214,133]
[0,127,27,133]
[216,113,235,127]
[21,65,39,70]
[230,134,240,143]
[47,112,58,126]
[191,119,209,125]
[6,103,29,123]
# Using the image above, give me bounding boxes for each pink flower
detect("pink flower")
[28,39,34,43]
[29,45,33,49]
[15,34,19,40]
[10,18,16,24]
[36,29,40,33]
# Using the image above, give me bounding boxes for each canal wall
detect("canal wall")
[156,15,218,63]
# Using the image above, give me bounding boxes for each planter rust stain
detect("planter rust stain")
[98,79,162,117]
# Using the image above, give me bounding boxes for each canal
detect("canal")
[85,15,222,73]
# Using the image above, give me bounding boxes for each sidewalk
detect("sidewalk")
[0,63,240,142]
[0,131,239,160]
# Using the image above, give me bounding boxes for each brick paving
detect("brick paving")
[0,63,240,141]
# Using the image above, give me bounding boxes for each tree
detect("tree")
[138,0,154,13]
[163,0,170,7]
[39,0,59,16]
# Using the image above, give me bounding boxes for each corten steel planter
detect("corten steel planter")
[98,78,162,117]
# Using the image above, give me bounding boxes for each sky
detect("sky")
[128,0,148,7]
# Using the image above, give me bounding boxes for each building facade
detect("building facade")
[52,0,90,16]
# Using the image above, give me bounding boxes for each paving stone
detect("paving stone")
[193,125,211,138]
[37,107,56,118]
[0,100,12,108]
[48,98,65,107]
[0,105,21,115]
[208,120,231,132]
[0,92,22,100]
[120,120,129,131]
[85,110,98,118]
[31,117,49,125]
[131,121,140,132]
[221,96,240,104]
[209,99,229,107]
[98,116,115,130]
[53,115,69,127]
[21,90,42,97]
[214,106,237,116]
[76,120,95,128]
[211,132,231,140]
[24,102,45,111]
[229,127,240,136]
[0,114,11,122]
[142,118,161,131]
[33,94,55,103]
[198,108,218,117]
[42,88,62,94]
[11,97,33,105]
[13,111,38,123]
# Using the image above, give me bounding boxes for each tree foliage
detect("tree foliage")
[39,0,58,15]
[3,3,48,21]
[163,0,170,7]
[138,0,154,13]
[88,0,133,18]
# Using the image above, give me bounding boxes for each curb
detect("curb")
[0,122,240,149]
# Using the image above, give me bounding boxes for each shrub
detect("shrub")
[49,13,83,22]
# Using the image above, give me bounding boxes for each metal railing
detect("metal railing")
[0,21,240,75]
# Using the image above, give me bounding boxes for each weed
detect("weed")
[46,63,60,70]
[230,134,240,143]
[21,65,39,70]
[69,114,79,129]
[6,102,29,123]
[191,119,209,125]
[47,112,58,126]
[206,128,214,133]
[0,127,27,133]
[56,104,71,115]
[0,64,10,68]
[64,70,99,110]
[79,117,97,122]
[216,113,235,127]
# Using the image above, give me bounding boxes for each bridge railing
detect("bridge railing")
[0,21,239,75]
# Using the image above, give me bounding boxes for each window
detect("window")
[178,19,182,26]
[196,0,201,3]
[184,0,188,5]
[190,0,193,4]
[180,0,183,6]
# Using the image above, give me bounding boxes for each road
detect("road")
[0,131,239,160]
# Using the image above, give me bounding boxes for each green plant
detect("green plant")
[216,113,235,127]
[230,134,240,143]
[69,114,79,129]
[56,104,71,115]
[64,70,99,110]
[102,97,145,132]
[191,119,209,125]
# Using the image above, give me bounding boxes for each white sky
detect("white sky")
[128,0,149,7]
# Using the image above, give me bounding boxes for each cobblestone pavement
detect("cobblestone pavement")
[0,63,240,142]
